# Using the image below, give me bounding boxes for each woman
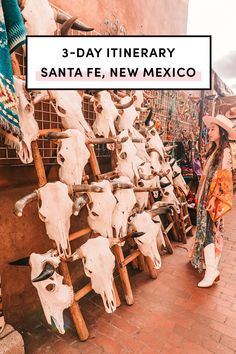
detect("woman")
[190,114,236,288]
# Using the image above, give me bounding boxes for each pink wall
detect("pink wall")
[51,0,189,35]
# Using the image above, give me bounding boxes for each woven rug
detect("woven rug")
[0,0,26,148]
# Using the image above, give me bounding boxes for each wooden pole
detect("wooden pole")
[31,141,47,187]
[60,262,89,341]
[113,244,134,305]
[144,257,158,279]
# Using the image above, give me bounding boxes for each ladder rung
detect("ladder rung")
[120,250,141,267]
[185,226,193,233]
[183,215,189,220]
[165,223,174,233]
[69,227,91,241]
[74,282,92,301]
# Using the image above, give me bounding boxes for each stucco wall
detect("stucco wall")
[51,0,189,35]
[1,0,189,327]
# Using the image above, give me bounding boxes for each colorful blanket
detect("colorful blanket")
[0,0,26,147]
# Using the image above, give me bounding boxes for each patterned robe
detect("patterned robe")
[190,147,233,272]
[0,0,26,147]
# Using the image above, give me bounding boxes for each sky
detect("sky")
[187,0,236,93]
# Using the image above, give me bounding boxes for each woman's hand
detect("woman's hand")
[207,197,216,213]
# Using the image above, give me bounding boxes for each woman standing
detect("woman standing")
[190,114,236,288]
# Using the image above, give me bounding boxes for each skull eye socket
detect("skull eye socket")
[58,106,66,115]
[138,181,144,187]
[164,191,170,196]
[150,130,156,136]
[39,212,46,222]
[58,154,65,163]
[46,283,55,292]
[136,239,143,245]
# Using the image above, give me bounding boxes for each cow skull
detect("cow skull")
[116,130,144,183]
[30,250,73,334]
[160,176,180,213]
[52,90,94,137]
[170,159,189,196]
[72,237,116,313]
[112,176,137,238]
[37,182,73,256]
[135,162,157,210]
[56,129,90,185]
[129,212,162,269]
[14,76,39,164]
[87,180,117,237]
[21,0,57,35]
[92,91,120,138]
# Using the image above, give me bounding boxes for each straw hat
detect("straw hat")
[203,114,236,140]
[225,107,236,119]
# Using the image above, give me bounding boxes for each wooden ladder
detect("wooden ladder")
[174,187,193,244]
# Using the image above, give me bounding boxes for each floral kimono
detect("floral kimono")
[190,147,233,272]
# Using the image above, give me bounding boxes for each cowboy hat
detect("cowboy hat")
[225,107,236,119]
[203,114,236,140]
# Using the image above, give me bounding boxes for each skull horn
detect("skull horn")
[60,16,79,35]
[114,97,134,109]
[31,262,56,283]
[32,91,52,105]
[131,231,145,238]
[14,191,38,217]
[144,108,153,126]
[54,10,94,32]
[116,91,127,98]
[160,181,171,188]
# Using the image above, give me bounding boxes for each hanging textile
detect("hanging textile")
[0,0,26,148]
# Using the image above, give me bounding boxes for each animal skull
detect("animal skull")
[135,162,156,210]
[30,250,73,334]
[87,180,117,237]
[37,182,73,256]
[129,212,162,269]
[170,159,189,196]
[92,91,119,138]
[14,77,39,164]
[57,129,90,185]
[72,237,116,313]
[112,176,137,237]
[21,0,57,35]
[160,176,180,213]
[52,90,94,137]
[116,130,144,183]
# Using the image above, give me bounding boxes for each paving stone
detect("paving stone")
[15,195,236,353]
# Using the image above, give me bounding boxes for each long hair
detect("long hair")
[205,126,230,166]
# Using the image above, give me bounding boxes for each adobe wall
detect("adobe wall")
[1,0,189,327]
[51,0,189,35]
